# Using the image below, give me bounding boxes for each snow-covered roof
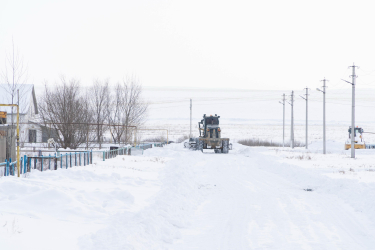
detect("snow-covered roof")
[0,84,38,115]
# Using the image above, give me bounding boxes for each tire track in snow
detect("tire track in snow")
[78,144,375,249]
[175,145,375,250]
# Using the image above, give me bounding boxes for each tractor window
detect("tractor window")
[206,117,219,125]
[349,128,363,137]
[354,128,363,136]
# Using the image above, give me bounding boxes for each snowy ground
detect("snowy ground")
[1,142,375,249]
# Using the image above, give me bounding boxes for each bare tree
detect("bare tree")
[89,79,110,149]
[39,77,93,149]
[109,83,126,144]
[109,79,148,145]
[0,39,28,159]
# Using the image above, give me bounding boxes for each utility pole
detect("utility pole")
[288,91,294,149]
[190,99,192,139]
[279,94,286,147]
[317,79,327,154]
[350,64,358,158]
[341,64,358,158]
[300,88,309,149]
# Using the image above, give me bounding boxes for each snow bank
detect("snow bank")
[238,143,375,231]
[79,144,209,249]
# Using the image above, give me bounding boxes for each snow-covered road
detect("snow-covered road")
[173,147,375,249]
[1,143,375,249]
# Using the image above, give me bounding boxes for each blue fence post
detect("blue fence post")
[70,153,72,168]
[54,153,57,170]
[10,158,14,176]
[9,159,11,176]
[20,157,23,174]
[23,155,27,174]
[49,154,51,170]
[10,159,17,176]
[28,157,31,172]
[65,154,68,169]
[41,155,43,172]
[5,159,8,176]
[79,152,81,166]
[84,152,86,166]
[75,153,77,166]
[103,151,105,161]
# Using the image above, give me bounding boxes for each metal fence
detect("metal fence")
[1,151,93,176]
[153,142,165,147]
[0,159,17,176]
[102,147,130,161]
[1,142,160,177]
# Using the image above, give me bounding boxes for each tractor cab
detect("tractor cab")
[199,114,221,139]
[348,126,364,142]
[345,126,366,150]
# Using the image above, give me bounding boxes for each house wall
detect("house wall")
[24,124,43,143]
[0,84,44,150]
[5,86,36,125]
[7,113,27,124]
[0,133,6,162]
[0,126,16,161]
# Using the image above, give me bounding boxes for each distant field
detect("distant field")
[139,123,375,149]
[141,87,375,148]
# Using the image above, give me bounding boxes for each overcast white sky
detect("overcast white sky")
[1,0,375,90]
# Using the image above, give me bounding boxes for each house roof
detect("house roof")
[0,84,38,115]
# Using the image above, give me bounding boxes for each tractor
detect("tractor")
[345,126,366,150]
[185,114,231,153]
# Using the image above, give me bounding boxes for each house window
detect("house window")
[29,130,37,143]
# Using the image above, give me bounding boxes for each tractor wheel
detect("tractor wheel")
[198,140,204,152]
[214,149,221,154]
[222,140,229,154]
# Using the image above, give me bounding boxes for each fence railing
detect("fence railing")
[103,147,130,161]
[136,143,153,150]
[102,144,157,161]
[1,142,160,177]
[0,159,17,176]
[1,151,93,176]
